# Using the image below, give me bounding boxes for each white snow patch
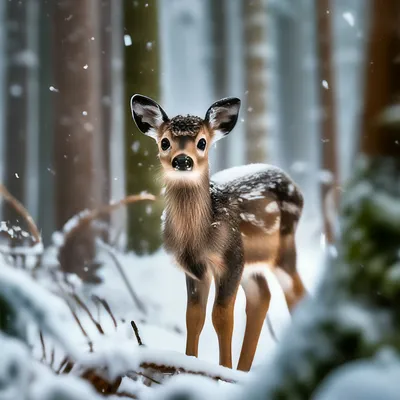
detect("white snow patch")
[211,163,279,184]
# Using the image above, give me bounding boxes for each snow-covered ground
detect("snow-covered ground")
[69,208,326,373]
[0,197,327,399]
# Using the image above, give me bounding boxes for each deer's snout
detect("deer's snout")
[172,154,193,171]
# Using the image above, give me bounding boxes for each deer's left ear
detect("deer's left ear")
[204,97,241,143]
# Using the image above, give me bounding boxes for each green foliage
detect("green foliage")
[124,0,163,254]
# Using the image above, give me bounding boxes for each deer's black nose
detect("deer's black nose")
[172,154,193,171]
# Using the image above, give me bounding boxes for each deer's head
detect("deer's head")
[131,94,241,183]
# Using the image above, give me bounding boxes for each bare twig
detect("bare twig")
[100,241,147,315]
[131,321,144,346]
[114,392,138,399]
[67,301,93,352]
[71,293,104,335]
[139,362,238,384]
[39,331,47,362]
[127,371,161,385]
[50,348,55,369]
[92,295,117,329]
[56,357,70,374]
[50,270,94,352]
[62,194,156,246]
[0,183,41,244]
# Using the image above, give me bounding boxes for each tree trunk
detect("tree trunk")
[124,0,163,255]
[360,0,400,158]
[100,0,126,247]
[2,1,29,227]
[210,0,229,172]
[52,0,105,282]
[316,0,339,245]
[243,0,268,163]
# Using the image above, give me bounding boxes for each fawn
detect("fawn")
[130,94,306,371]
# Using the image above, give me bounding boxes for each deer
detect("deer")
[130,94,307,372]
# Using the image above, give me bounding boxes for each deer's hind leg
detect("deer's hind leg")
[273,232,306,313]
[237,271,271,372]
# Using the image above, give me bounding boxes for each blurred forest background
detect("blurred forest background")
[0,0,369,282]
[1,0,400,399]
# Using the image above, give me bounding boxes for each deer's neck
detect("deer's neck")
[163,172,212,252]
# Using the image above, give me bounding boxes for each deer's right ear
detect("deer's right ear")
[130,94,169,140]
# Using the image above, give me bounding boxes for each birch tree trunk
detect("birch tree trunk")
[316,0,339,245]
[53,0,105,282]
[243,0,268,163]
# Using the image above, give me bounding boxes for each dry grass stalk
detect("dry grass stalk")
[0,183,42,244]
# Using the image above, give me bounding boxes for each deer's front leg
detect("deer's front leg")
[212,249,243,368]
[185,273,211,358]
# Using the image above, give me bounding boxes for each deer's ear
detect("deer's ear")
[204,97,241,142]
[130,94,169,140]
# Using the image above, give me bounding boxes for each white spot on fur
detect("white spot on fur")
[288,184,294,194]
[264,216,280,235]
[240,213,265,228]
[265,201,279,213]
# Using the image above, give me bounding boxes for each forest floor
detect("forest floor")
[35,208,325,376]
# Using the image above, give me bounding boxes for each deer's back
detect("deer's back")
[211,163,303,265]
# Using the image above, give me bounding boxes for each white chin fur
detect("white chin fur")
[163,170,203,183]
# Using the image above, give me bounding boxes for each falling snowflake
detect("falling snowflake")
[124,34,132,46]
[343,12,355,27]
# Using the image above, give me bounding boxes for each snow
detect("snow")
[0,172,325,400]
[313,354,400,400]
[124,34,132,46]
[142,374,225,400]
[0,262,79,357]
[77,339,248,384]
[0,332,31,400]
[30,371,102,400]
[211,163,280,185]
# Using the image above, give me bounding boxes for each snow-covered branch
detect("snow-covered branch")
[76,341,247,385]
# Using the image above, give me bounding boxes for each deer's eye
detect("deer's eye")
[197,138,206,151]
[161,138,170,151]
